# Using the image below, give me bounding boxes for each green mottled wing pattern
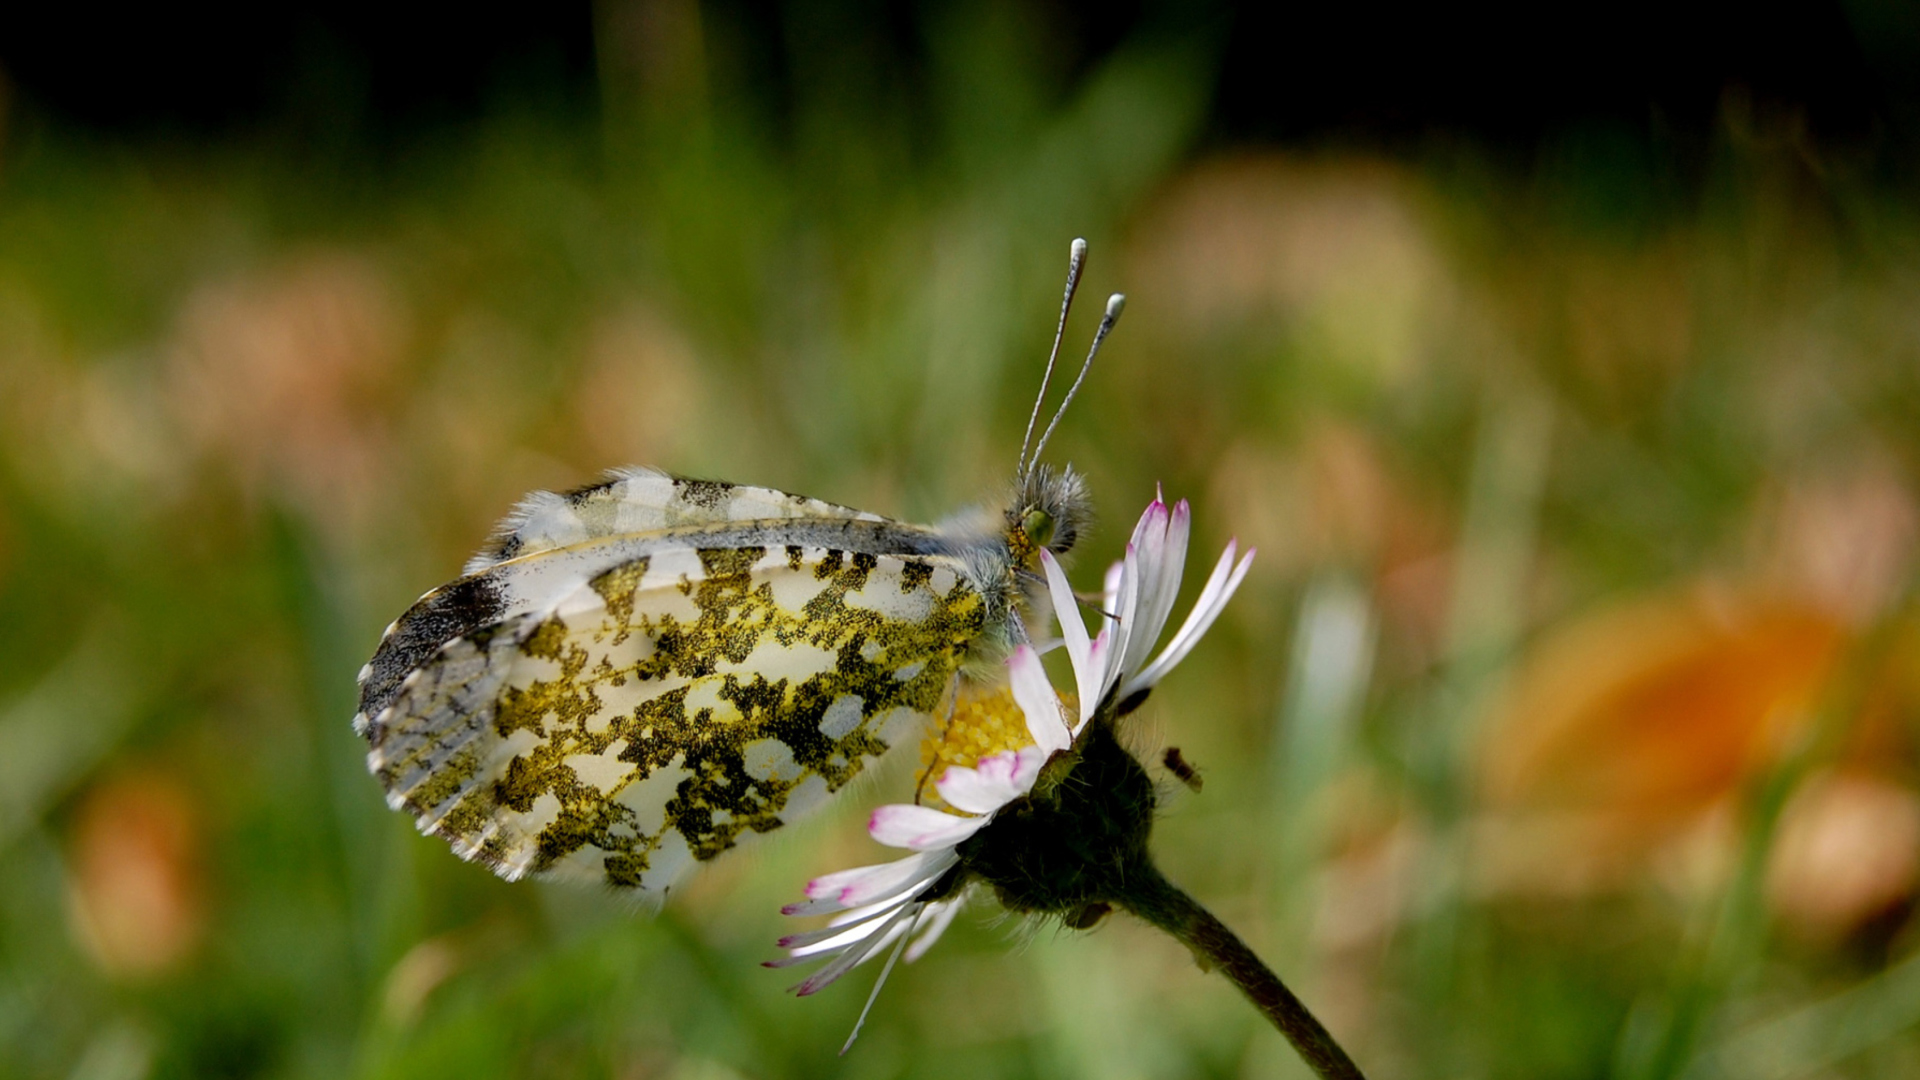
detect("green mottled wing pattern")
[361,541,984,894]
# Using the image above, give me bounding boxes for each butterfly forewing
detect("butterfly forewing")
[362,534,985,893]
[462,467,888,575]
[357,470,960,735]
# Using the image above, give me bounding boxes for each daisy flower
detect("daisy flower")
[770,492,1254,1051]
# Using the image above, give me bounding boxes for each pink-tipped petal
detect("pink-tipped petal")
[1126,500,1168,591]
[1008,645,1070,754]
[1122,510,1163,660]
[936,751,1027,814]
[1125,544,1255,696]
[868,804,990,851]
[778,900,902,953]
[772,901,902,962]
[801,854,916,900]
[1008,743,1050,789]
[1130,499,1191,676]
[1128,495,1169,552]
[793,904,918,996]
[1124,539,1236,692]
[786,922,885,960]
[971,749,1023,787]
[784,850,955,916]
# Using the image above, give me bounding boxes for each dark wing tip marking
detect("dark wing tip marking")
[356,573,508,730]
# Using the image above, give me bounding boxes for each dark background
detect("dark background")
[3,0,1910,154]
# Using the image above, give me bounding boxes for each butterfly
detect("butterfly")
[354,239,1126,898]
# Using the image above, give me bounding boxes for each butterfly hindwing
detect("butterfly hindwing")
[362,542,985,893]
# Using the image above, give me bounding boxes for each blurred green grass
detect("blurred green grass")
[2,12,1920,1080]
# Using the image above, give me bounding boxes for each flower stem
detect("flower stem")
[1121,865,1367,1080]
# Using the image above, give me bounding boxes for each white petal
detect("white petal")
[1125,544,1254,697]
[868,804,990,851]
[794,903,919,996]
[786,849,956,916]
[1078,630,1113,729]
[1008,743,1050,789]
[1101,559,1125,621]
[1040,550,1093,704]
[905,897,965,962]
[826,892,910,928]
[775,877,949,965]
[937,751,1027,814]
[779,897,899,950]
[1008,645,1070,754]
[1127,496,1168,561]
[971,747,1025,788]
[778,909,898,960]
[1109,547,1142,688]
[1123,501,1168,672]
[1129,499,1191,677]
[1121,499,1167,634]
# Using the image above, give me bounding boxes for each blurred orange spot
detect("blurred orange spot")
[576,305,705,464]
[66,770,206,979]
[168,251,403,528]
[1768,771,1920,943]
[1208,423,1444,572]
[1478,590,1846,893]
[1208,424,1452,673]
[1761,457,1918,627]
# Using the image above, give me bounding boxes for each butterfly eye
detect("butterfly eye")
[1020,508,1057,550]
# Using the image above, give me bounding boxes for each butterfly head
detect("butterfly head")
[1007,463,1091,566]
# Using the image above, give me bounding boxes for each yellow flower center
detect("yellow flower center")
[917,679,1072,809]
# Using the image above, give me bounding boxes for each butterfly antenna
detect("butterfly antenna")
[1028,292,1125,469]
[1017,237,1088,478]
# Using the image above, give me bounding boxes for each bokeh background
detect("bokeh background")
[3,2,1919,1077]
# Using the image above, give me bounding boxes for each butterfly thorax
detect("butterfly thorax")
[929,463,1094,676]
